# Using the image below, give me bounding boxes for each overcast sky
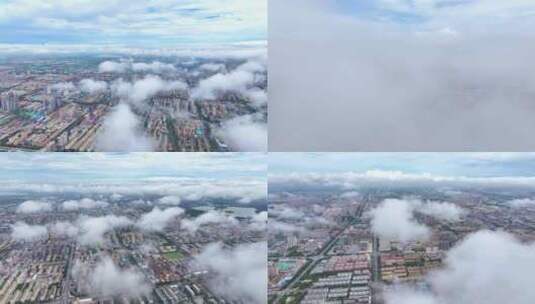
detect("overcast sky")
[0,0,266,53]
[269,0,535,151]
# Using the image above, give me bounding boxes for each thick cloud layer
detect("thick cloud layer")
[384,230,535,304]
[370,199,431,243]
[96,103,155,152]
[16,200,52,213]
[10,222,48,241]
[269,0,535,151]
[137,207,183,232]
[72,256,150,298]
[195,242,267,303]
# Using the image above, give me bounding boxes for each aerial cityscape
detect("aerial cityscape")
[268,153,535,304]
[0,54,267,152]
[0,0,267,152]
[0,153,267,303]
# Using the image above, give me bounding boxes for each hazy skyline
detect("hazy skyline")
[0,153,267,203]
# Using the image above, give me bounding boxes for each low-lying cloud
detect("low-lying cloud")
[72,256,150,298]
[370,199,431,243]
[194,242,267,303]
[217,115,267,152]
[158,195,181,206]
[62,198,109,211]
[79,78,108,94]
[96,103,155,152]
[181,210,238,233]
[77,215,132,246]
[111,75,187,106]
[192,60,266,102]
[10,222,48,241]
[99,60,176,74]
[384,230,535,304]
[137,207,183,232]
[16,200,52,213]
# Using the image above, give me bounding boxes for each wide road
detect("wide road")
[273,203,367,304]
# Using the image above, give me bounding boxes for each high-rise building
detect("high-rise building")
[0,91,19,112]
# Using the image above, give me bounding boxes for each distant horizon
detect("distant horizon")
[0,0,266,47]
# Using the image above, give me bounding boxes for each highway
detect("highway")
[273,203,367,304]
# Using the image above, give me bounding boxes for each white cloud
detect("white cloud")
[192,61,266,100]
[50,221,79,237]
[137,207,183,232]
[270,205,305,220]
[132,61,176,73]
[384,230,535,304]
[79,78,108,94]
[99,60,130,73]
[217,115,267,152]
[16,200,52,213]
[77,215,132,245]
[110,193,123,201]
[369,199,431,243]
[10,222,48,241]
[72,256,150,298]
[417,200,464,221]
[49,81,76,92]
[268,220,304,233]
[199,63,226,72]
[0,0,266,47]
[62,198,109,211]
[96,103,155,152]
[249,211,268,230]
[270,170,535,191]
[158,195,181,206]
[99,60,177,74]
[507,198,535,207]
[181,210,238,233]
[341,191,360,199]
[111,75,187,105]
[0,179,267,205]
[194,242,267,303]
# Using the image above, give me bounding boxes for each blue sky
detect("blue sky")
[325,0,535,33]
[0,0,266,50]
[269,153,535,178]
